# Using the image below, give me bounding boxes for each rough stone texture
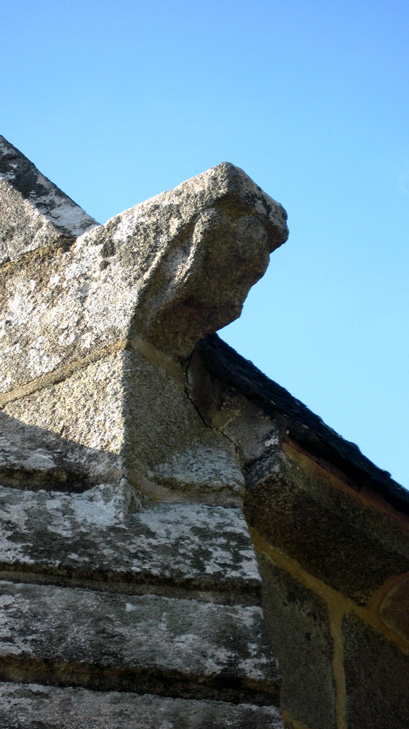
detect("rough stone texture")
[0,485,261,598]
[0,136,98,264]
[257,556,337,729]
[343,614,409,728]
[0,580,280,702]
[379,574,409,641]
[186,341,279,465]
[3,347,245,504]
[0,409,123,494]
[188,333,409,514]
[0,162,288,395]
[121,348,244,502]
[5,139,409,728]
[0,144,287,726]
[244,449,409,605]
[0,683,285,729]
[1,356,125,488]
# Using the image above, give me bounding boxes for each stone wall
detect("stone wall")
[0,137,287,508]
[1,136,409,728]
[187,335,409,729]
[0,138,287,728]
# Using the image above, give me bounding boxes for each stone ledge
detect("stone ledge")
[244,449,409,606]
[0,581,280,704]
[0,683,284,729]
[0,487,261,598]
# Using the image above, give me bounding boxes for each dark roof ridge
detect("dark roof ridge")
[197,333,409,516]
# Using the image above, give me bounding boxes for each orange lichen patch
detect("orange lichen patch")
[367,571,409,611]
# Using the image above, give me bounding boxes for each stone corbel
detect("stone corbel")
[0,143,288,506]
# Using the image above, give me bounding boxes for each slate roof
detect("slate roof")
[196,333,409,515]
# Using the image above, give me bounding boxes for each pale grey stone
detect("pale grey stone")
[0,410,119,492]
[0,162,288,394]
[0,683,285,729]
[0,136,98,264]
[0,148,287,724]
[0,155,287,508]
[0,485,261,597]
[0,581,280,702]
[3,348,245,505]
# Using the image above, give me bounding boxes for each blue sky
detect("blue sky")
[3,0,409,486]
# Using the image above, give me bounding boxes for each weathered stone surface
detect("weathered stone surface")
[186,340,279,463]
[3,138,409,729]
[120,348,244,502]
[1,395,123,492]
[343,614,409,728]
[3,347,245,504]
[1,353,130,486]
[0,581,280,702]
[257,556,337,729]
[379,574,409,641]
[0,162,288,395]
[244,449,409,605]
[0,683,285,729]
[0,136,98,264]
[189,333,409,515]
[0,485,261,598]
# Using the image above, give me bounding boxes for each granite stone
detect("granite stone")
[3,347,245,504]
[0,580,280,703]
[257,555,337,729]
[0,683,285,729]
[343,614,409,728]
[0,484,261,599]
[0,136,97,264]
[0,162,288,395]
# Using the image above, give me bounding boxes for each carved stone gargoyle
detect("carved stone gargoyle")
[0,136,288,508]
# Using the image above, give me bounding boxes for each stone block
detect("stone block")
[3,346,244,504]
[0,136,97,264]
[245,450,409,605]
[2,352,126,486]
[0,162,288,395]
[0,683,285,729]
[257,555,337,729]
[0,581,280,703]
[343,614,409,728]
[0,486,261,599]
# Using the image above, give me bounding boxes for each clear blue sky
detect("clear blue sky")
[3,0,409,486]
